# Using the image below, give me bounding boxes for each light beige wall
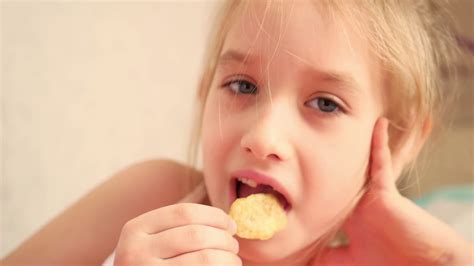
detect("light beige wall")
[1,1,220,257]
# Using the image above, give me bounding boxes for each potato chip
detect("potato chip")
[228,193,287,240]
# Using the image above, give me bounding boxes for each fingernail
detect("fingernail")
[228,219,237,235]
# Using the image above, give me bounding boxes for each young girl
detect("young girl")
[2,0,473,265]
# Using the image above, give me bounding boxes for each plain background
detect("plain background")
[1,1,221,257]
[1,0,473,258]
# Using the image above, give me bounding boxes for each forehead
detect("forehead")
[220,0,381,95]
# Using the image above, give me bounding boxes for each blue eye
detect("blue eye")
[306,97,342,115]
[223,79,257,95]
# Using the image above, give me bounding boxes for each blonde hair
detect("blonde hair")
[188,0,459,174]
[185,0,460,262]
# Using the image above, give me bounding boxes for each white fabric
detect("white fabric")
[102,250,115,266]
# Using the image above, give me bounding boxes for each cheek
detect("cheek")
[301,121,371,217]
[201,92,242,188]
[300,123,371,232]
[202,88,248,154]
[201,94,230,209]
[202,94,221,150]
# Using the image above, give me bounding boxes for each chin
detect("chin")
[237,235,296,263]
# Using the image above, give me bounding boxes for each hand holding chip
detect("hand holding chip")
[316,117,473,266]
[114,184,241,266]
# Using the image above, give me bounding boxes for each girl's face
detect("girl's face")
[202,0,383,263]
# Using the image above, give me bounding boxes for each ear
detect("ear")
[392,115,432,180]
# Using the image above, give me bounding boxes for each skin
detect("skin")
[316,118,474,266]
[2,1,472,265]
[202,0,384,264]
[0,159,206,265]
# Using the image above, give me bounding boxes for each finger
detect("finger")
[369,117,396,192]
[168,249,242,265]
[130,203,236,235]
[152,224,239,259]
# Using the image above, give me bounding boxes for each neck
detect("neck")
[241,243,319,266]
[243,261,308,266]
[243,258,309,266]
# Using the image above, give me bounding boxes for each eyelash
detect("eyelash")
[222,77,258,95]
[221,77,345,117]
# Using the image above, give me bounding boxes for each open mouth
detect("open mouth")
[231,176,292,212]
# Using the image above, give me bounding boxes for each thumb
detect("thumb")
[337,117,398,238]
[369,117,397,193]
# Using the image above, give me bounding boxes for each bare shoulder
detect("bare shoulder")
[110,158,205,206]
[128,158,203,182]
[1,158,203,265]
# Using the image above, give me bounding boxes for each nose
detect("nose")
[240,108,293,162]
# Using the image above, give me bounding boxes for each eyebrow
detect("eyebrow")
[218,50,258,66]
[315,70,361,95]
[218,49,362,94]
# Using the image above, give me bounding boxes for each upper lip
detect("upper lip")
[230,169,293,207]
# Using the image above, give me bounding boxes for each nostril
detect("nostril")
[268,154,280,160]
[241,139,284,161]
[246,149,280,161]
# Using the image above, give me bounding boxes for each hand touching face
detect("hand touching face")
[316,117,474,266]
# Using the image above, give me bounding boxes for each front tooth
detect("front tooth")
[246,179,257,187]
[238,177,257,188]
